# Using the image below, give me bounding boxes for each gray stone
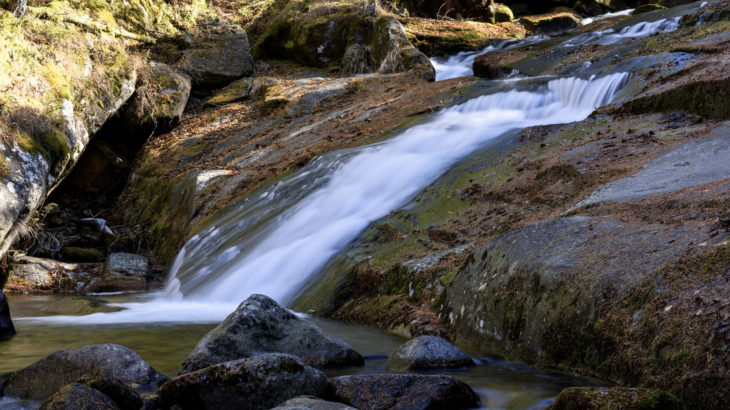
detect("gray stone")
[2,344,166,400]
[271,396,356,410]
[179,22,254,89]
[572,125,730,209]
[158,354,329,410]
[105,253,148,277]
[0,290,16,338]
[386,335,474,372]
[41,384,119,410]
[180,294,363,373]
[372,18,435,81]
[330,374,481,410]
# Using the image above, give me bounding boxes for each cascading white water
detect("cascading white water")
[562,16,681,47]
[430,36,549,81]
[22,71,629,325]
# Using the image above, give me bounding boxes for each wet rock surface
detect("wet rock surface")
[40,383,120,410]
[0,290,16,338]
[330,374,481,410]
[271,396,356,410]
[547,387,684,410]
[2,344,165,400]
[385,335,474,371]
[181,294,363,373]
[158,353,329,410]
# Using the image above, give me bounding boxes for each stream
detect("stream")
[0,3,713,409]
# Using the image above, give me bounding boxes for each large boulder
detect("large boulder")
[272,396,356,410]
[2,344,165,400]
[547,387,684,410]
[256,7,434,81]
[157,353,329,410]
[385,335,474,371]
[179,22,255,89]
[123,62,192,136]
[40,384,119,410]
[0,290,16,338]
[180,294,363,373]
[330,374,481,409]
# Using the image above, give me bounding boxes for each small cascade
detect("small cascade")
[562,16,682,47]
[430,36,549,81]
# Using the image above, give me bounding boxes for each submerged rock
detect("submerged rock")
[547,387,684,410]
[2,344,165,400]
[179,22,255,89]
[272,396,356,410]
[40,384,119,410]
[330,374,480,409]
[158,353,329,410]
[0,290,16,338]
[386,335,474,371]
[180,294,363,373]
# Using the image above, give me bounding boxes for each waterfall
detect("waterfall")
[162,72,630,306]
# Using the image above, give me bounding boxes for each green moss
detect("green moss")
[61,247,105,262]
[494,5,513,23]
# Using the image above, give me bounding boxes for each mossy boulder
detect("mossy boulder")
[255,8,434,81]
[180,294,363,373]
[633,4,666,14]
[495,4,514,22]
[2,344,165,401]
[123,62,191,136]
[60,247,105,263]
[158,354,329,410]
[179,22,255,90]
[547,387,684,410]
[521,12,581,35]
[40,383,119,410]
[39,297,122,316]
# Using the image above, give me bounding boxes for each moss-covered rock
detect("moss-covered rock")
[3,343,165,401]
[40,383,119,410]
[633,4,666,14]
[123,61,191,136]
[60,247,105,263]
[547,387,684,410]
[255,4,434,80]
[521,12,581,34]
[495,4,514,22]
